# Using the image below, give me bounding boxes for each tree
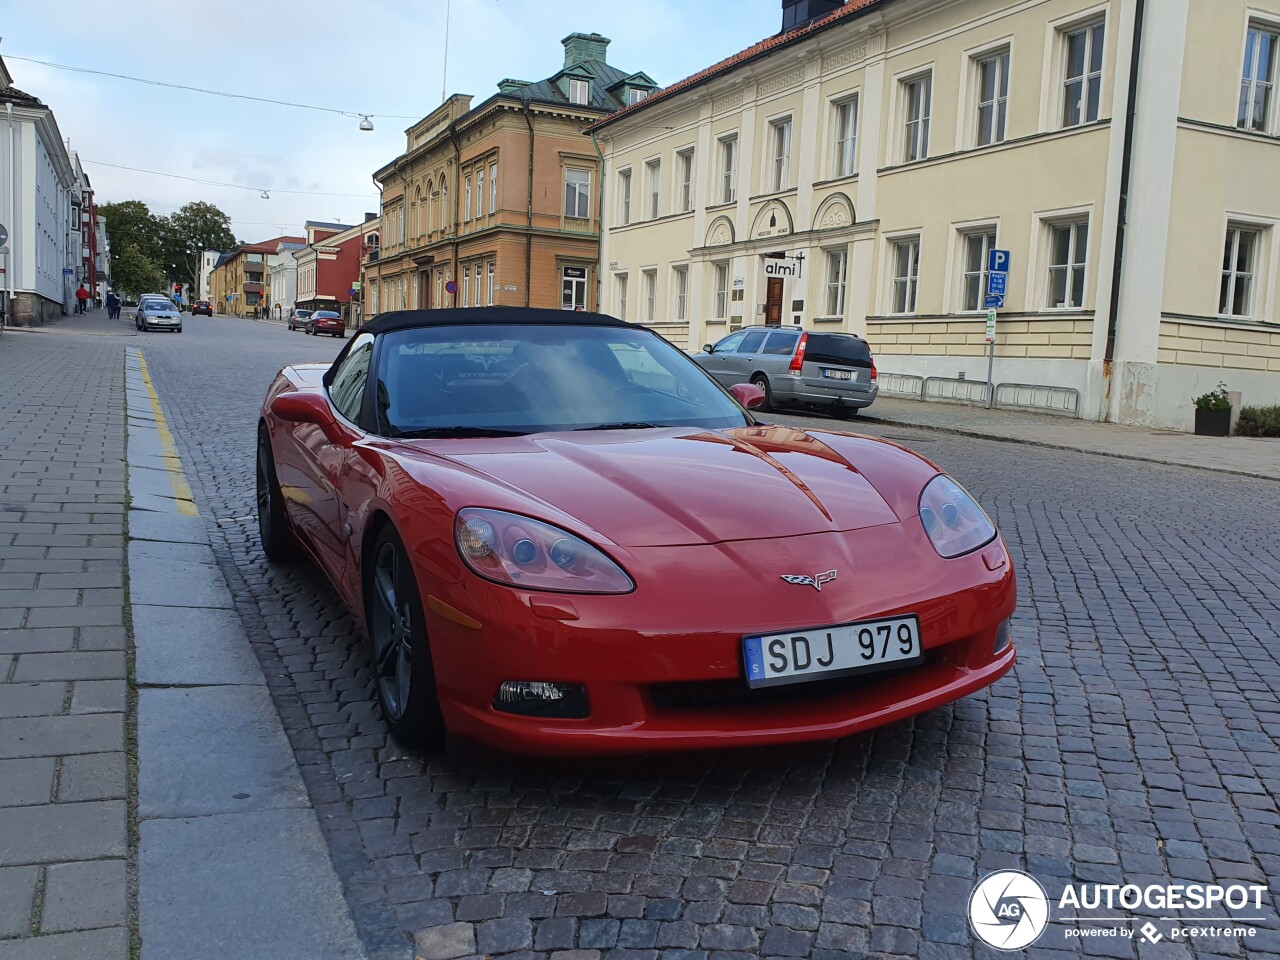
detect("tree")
[97,201,164,265]
[161,201,238,291]
[111,243,167,299]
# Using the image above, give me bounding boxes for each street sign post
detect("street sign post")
[0,221,8,248]
[984,250,1010,409]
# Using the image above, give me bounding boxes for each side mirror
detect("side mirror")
[702,343,714,354]
[270,392,340,438]
[729,383,766,410]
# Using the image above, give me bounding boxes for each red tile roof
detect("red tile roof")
[588,0,881,133]
[242,236,305,254]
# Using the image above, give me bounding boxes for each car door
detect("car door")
[290,334,375,586]
[696,331,747,385]
[720,329,769,385]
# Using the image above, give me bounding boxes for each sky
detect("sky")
[0,0,786,246]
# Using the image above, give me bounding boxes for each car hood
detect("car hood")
[404,426,908,548]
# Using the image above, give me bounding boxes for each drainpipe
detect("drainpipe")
[5,102,14,318]
[523,99,534,308]
[448,121,461,307]
[1104,0,1146,369]
[591,129,605,312]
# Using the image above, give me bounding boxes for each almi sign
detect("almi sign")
[764,254,805,279]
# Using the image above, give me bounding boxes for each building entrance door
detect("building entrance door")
[765,277,784,326]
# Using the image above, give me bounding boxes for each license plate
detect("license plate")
[821,368,854,380]
[743,615,922,688]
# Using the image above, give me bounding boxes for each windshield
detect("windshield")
[374,323,751,437]
[145,301,177,312]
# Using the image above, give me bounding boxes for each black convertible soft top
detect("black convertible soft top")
[360,307,634,336]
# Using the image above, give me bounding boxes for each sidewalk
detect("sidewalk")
[7,305,136,338]
[856,396,1280,481]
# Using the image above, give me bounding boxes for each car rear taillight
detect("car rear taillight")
[871,359,878,380]
[788,332,808,374]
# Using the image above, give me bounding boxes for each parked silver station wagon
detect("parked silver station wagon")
[694,325,878,418]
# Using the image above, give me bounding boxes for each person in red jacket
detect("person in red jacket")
[75,284,90,315]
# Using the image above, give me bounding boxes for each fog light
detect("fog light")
[493,681,589,718]
[994,619,1012,653]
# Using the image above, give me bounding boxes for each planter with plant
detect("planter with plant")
[1192,382,1232,436]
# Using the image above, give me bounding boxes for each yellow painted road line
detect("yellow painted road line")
[135,351,199,517]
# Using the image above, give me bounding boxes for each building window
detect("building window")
[1063,21,1104,127]
[617,273,628,318]
[677,150,694,213]
[464,175,472,222]
[489,161,498,213]
[474,262,482,307]
[719,135,737,204]
[714,262,730,319]
[1239,24,1279,132]
[619,169,632,226]
[646,159,661,219]
[427,186,436,235]
[435,269,442,308]
[903,74,932,162]
[1047,219,1089,308]
[770,117,792,191]
[643,269,657,324]
[569,78,589,105]
[476,167,486,218]
[628,87,648,106]
[486,261,495,306]
[824,249,848,316]
[833,96,858,178]
[562,265,588,310]
[1220,225,1260,317]
[892,237,921,314]
[961,228,998,311]
[462,265,471,308]
[673,265,688,320]
[565,168,591,219]
[975,51,1010,145]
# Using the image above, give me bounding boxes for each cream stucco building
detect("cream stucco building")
[591,0,1280,428]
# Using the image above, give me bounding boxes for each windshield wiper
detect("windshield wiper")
[574,422,670,431]
[392,426,529,439]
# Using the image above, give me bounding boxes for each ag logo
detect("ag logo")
[969,870,1049,950]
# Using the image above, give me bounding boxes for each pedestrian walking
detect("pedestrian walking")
[105,291,119,319]
[75,284,90,315]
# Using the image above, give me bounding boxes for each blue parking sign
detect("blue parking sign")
[988,249,1011,274]
[987,273,1007,296]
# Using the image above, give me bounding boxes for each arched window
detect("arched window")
[441,180,448,231]
[426,179,435,236]
[414,186,422,239]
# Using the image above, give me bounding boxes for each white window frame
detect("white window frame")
[564,167,591,219]
[889,235,922,315]
[769,116,792,192]
[957,226,999,313]
[476,167,486,218]
[713,262,730,319]
[462,264,471,308]
[463,175,472,222]
[1060,18,1105,128]
[901,72,932,162]
[643,268,657,324]
[1043,216,1090,309]
[1220,223,1263,318]
[568,78,589,105]
[646,159,661,219]
[673,264,688,321]
[824,248,848,317]
[718,134,738,204]
[628,87,647,106]
[832,95,859,178]
[974,48,1011,146]
[616,272,628,318]
[677,149,694,213]
[619,169,632,226]
[489,161,498,214]
[486,260,495,306]
[1239,20,1280,133]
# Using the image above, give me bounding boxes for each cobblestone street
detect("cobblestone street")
[112,314,1280,960]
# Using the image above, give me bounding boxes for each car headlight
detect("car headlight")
[918,475,997,559]
[454,508,634,594]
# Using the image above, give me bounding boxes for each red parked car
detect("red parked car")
[306,310,345,337]
[256,308,1015,755]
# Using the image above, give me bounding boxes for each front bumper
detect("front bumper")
[422,524,1016,755]
[144,317,180,328]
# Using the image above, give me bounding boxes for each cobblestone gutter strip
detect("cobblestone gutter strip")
[124,350,367,960]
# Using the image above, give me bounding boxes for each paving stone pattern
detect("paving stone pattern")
[139,318,1280,960]
[0,329,130,957]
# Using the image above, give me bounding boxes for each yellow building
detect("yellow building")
[591,0,1280,429]
[207,236,304,318]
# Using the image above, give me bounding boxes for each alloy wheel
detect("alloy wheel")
[371,541,414,721]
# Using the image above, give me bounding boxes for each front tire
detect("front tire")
[366,526,445,749]
[256,428,298,562]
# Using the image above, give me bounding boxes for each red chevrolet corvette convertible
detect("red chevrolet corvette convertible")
[256,308,1015,755]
